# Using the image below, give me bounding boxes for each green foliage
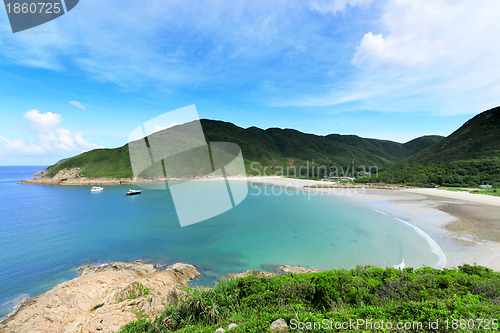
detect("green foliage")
[41,108,500,186]
[359,157,500,187]
[161,279,239,330]
[407,107,500,165]
[42,119,441,180]
[118,264,500,332]
[45,145,133,179]
[119,318,156,333]
[118,283,151,303]
[356,108,500,188]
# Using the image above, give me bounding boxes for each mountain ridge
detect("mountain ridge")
[32,119,444,181]
[367,107,500,186]
[404,106,500,165]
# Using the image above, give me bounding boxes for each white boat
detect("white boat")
[125,189,142,196]
[90,186,103,192]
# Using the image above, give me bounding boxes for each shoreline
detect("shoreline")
[0,261,201,333]
[4,176,500,330]
[20,172,500,270]
[19,170,500,270]
[0,259,324,332]
[247,176,500,271]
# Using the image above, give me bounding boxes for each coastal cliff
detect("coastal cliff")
[19,167,137,185]
[0,261,200,333]
[3,262,500,332]
[0,261,320,333]
[19,167,220,185]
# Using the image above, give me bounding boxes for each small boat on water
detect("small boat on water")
[125,189,142,196]
[90,186,103,192]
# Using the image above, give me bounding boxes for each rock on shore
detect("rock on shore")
[277,265,323,274]
[0,261,200,333]
[228,265,323,278]
[0,261,323,333]
[19,168,136,185]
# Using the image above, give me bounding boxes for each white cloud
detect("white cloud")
[69,101,86,110]
[351,0,490,68]
[0,110,101,157]
[24,109,62,130]
[310,0,374,14]
[351,0,500,72]
[0,136,46,155]
[282,0,500,115]
[276,91,374,107]
[1,0,498,118]
[0,1,349,89]
[351,0,500,114]
[353,32,435,67]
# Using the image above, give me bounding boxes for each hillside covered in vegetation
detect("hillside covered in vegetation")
[42,119,442,180]
[120,265,500,333]
[38,106,500,187]
[360,107,500,187]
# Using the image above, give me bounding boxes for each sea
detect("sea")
[0,166,441,318]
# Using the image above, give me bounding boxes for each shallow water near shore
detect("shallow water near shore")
[0,166,440,318]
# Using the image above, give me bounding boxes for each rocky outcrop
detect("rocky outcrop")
[33,168,48,177]
[0,261,323,333]
[19,168,137,185]
[278,265,323,274]
[228,269,276,278]
[0,262,200,333]
[19,169,238,186]
[270,318,288,332]
[78,261,157,276]
[228,265,323,279]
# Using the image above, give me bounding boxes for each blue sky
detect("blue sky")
[1,0,500,165]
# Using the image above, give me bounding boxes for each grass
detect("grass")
[478,188,500,197]
[45,145,133,179]
[118,264,500,332]
[439,186,500,197]
[118,283,152,303]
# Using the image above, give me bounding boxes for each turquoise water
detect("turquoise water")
[0,166,439,318]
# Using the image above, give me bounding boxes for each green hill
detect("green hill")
[326,134,443,163]
[43,119,441,180]
[407,106,500,164]
[363,107,500,187]
[403,135,448,157]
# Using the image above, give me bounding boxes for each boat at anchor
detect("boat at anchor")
[125,189,142,196]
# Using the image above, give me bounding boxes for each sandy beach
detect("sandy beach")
[246,176,500,271]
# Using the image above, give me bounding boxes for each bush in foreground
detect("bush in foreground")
[119,264,500,332]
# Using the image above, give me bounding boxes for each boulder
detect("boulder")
[278,265,323,274]
[270,318,288,332]
[79,261,157,276]
[228,270,275,278]
[0,261,200,333]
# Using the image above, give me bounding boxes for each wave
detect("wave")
[374,209,446,269]
[1,293,30,320]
